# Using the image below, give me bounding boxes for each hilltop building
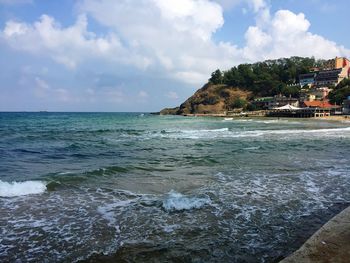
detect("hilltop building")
[299,72,317,87]
[299,57,350,87]
[324,57,350,70]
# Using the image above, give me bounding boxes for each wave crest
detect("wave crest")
[0,180,47,197]
[162,190,211,212]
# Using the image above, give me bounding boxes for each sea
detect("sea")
[0,112,350,263]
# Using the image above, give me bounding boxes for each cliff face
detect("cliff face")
[160,84,251,115]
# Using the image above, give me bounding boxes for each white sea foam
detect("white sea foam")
[0,180,46,197]
[243,146,261,150]
[248,126,350,136]
[97,199,134,226]
[188,128,229,132]
[162,190,211,212]
[234,119,301,124]
[160,126,350,140]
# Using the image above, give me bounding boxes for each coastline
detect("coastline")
[280,206,350,263]
[313,115,350,122]
[175,113,350,123]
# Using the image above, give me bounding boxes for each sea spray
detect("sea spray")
[162,190,211,212]
[0,180,46,197]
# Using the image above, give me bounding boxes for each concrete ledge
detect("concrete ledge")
[280,206,350,263]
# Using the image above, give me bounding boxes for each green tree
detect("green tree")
[207,57,324,98]
[281,85,301,97]
[209,69,223,84]
[328,79,350,104]
[230,97,247,109]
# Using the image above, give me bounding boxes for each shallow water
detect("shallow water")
[0,112,349,262]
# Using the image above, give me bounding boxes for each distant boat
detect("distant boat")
[224,117,233,121]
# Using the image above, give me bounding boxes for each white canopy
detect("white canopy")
[274,104,301,110]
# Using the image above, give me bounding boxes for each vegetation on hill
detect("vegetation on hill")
[208,56,324,97]
[328,79,350,105]
[160,56,349,115]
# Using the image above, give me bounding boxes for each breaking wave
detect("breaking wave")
[162,190,211,212]
[0,180,47,197]
[158,126,350,140]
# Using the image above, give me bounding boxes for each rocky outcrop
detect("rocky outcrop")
[159,107,180,115]
[161,84,251,115]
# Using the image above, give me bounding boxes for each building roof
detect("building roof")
[274,104,301,110]
[303,100,339,108]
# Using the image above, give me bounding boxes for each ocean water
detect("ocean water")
[0,112,350,262]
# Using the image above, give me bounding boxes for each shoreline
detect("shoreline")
[174,113,350,123]
[280,205,350,263]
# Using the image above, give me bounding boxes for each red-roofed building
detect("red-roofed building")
[302,100,340,109]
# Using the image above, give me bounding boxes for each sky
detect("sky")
[0,0,349,112]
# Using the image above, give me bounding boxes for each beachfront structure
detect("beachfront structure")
[267,107,333,118]
[267,99,341,118]
[299,57,350,87]
[252,95,299,110]
[267,94,299,110]
[302,100,337,109]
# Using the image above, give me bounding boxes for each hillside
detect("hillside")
[160,56,337,115]
[160,84,251,115]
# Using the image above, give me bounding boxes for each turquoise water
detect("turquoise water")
[1,112,350,262]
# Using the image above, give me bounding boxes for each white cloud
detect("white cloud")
[33,77,76,102]
[1,0,349,90]
[214,0,266,11]
[243,9,350,61]
[248,0,267,13]
[78,0,235,83]
[1,14,149,70]
[215,0,241,10]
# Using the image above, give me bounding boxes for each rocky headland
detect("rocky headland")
[160,84,251,115]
